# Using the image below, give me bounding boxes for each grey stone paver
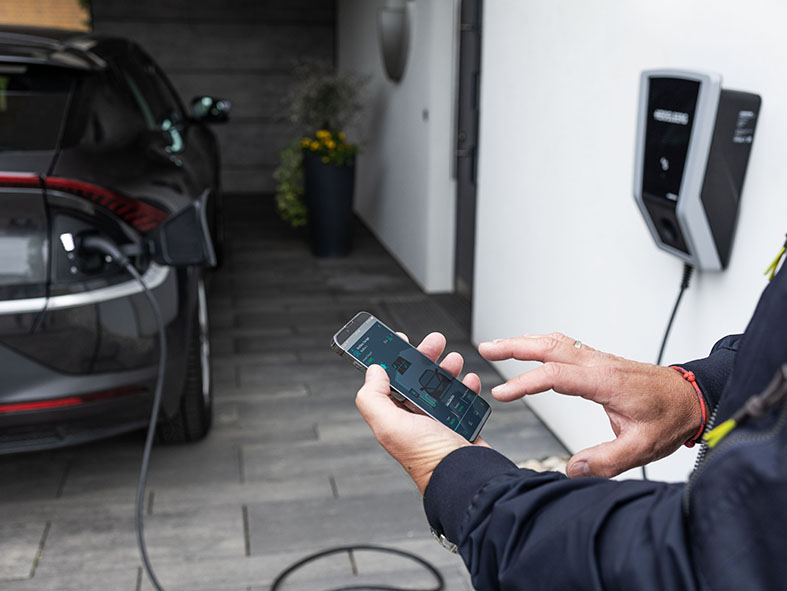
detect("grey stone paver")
[0,522,46,581]
[0,195,567,590]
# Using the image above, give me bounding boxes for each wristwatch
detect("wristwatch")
[430,527,458,553]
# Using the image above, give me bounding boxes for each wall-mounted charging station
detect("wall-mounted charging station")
[634,69,761,270]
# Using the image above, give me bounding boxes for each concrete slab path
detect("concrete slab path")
[0,195,566,590]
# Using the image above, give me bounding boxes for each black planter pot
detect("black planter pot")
[303,153,356,257]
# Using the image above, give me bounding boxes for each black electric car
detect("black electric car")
[0,26,229,453]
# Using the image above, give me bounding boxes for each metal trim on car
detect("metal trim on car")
[0,263,170,315]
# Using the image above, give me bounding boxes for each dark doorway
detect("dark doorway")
[454,0,482,302]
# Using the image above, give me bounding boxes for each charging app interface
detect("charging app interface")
[348,321,489,439]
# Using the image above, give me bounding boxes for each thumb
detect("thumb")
[364,364,389,390]
[566,434,644,479]
[355,365,394,419]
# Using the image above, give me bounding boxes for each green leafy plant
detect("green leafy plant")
[273,141,308,228]
[274,64,367,227]
[288,63,367,132]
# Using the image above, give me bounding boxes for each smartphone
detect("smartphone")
[332,311,491,442]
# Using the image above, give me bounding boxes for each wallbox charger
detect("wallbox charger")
[633,69,761,270]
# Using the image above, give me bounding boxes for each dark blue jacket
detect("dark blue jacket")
[424,264,787,590]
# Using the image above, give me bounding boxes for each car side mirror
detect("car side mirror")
[189,96,230,123]
[144,128,176,160]
[147,189,216,267]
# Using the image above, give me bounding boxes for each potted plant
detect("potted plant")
[274,64,366,256]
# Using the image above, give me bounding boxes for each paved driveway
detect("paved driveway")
[0,195,566,590]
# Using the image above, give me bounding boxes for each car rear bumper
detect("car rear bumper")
[0,407,150,455]
[0,343,158,454]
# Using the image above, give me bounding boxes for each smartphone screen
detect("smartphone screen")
[333,311,491,441]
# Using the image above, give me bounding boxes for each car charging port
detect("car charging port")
[62,231,149,276]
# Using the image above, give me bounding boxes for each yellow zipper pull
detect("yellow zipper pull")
[703,418,737,448]
[764,234,787,281]
[704,365,787,448]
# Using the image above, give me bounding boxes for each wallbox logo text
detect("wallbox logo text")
[653,109,689,125]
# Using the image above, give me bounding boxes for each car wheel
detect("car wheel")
[158,278,213,443]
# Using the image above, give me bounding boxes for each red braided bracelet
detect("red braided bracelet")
[671,366,707,447]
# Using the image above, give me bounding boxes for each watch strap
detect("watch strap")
[430,527,458,553]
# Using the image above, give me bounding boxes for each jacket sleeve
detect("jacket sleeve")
[680,334,741,413]
[424,447,696,591]
[422,268,787,589]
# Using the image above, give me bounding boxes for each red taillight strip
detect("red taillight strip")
[0,386,145,414]
[0,397,83,413]
[0,172,167,232]
[45,177,167,232]
[0,172,41,188]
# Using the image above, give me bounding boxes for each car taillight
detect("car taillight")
[46,177,167,232]
[0,172,40,188]
[0,386,146,414]
[0,173,167,232]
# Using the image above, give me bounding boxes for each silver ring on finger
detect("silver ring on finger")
[573,340,582,349]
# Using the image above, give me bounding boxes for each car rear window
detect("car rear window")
[0,64,75,151]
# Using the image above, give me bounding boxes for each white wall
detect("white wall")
[337,0,459,293]
[474,0,787,481]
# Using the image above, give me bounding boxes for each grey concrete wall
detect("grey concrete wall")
[92,0,336,193]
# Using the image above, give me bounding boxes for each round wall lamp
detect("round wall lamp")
[378,0,411,83]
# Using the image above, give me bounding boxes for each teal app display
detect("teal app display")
[348,321,490,440]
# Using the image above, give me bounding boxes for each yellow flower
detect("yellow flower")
[300,138,310,148]
[326,140,336,149]
[316,129,330,139]
[310,141,320,150]
[338,132,346,140]
[321,156,329,163]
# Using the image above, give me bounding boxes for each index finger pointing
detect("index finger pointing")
[479,332,593,365]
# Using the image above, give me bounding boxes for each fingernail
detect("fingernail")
[567,461,590,478]
[491,384,508,396]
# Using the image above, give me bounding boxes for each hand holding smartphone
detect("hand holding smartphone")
[332,311,491,441]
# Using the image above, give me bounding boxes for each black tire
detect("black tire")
[158,280,213,443]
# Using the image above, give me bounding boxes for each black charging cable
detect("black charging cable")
[656,263,694,366]
[270,544,445,591]
[81,236,447,591]
[81,236,167,591]
[642,261,695,480]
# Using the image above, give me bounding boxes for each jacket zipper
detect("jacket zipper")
[692,405,720,471]
[683,394,787,515]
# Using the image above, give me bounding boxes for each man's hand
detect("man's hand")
[356,332,489,494]
[479,332,702,479]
